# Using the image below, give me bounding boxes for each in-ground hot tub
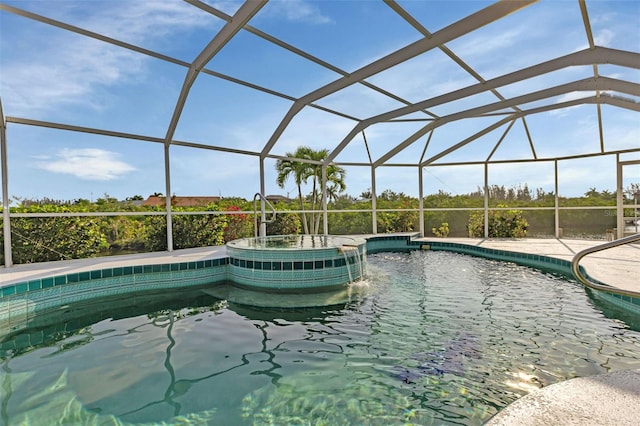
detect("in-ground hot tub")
[226,235,366,292]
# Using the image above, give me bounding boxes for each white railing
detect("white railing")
[253,193,276,237]
[571,233,640,297]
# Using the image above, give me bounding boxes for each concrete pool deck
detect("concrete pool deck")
[1,236,639,293]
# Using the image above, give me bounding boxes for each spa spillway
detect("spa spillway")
[226,235,366,292]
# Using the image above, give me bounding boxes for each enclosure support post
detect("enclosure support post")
[418,166,424,237]
[163,144,173,252]
[259,157,267,237]
[0,100,12,267]
[322,165,329,235]
[555,160,560,238]
[484,163,489,239]
[617,154,623,239]
[371,165,377,234]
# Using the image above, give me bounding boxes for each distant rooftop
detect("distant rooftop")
[142,196,221,208]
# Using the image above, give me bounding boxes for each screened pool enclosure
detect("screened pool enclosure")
[1,0,639,266]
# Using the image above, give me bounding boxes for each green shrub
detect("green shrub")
[266,212,301,235]
[223,206,252,242]
[432,222,450,237]
[468,206,528,238]
[1,209,108,264]
[145,204,228,251]
[100,216,147,251]
[377,210,418,233]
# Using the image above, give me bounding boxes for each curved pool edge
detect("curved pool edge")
[426,241,640,316]
[226,235,367,292]
[1,234,638,327]
[484,369,640,426]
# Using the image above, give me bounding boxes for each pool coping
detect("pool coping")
[1,234,638,316]
[485,369,640,426]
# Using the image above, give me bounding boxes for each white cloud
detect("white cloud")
[548,91,595,116]
[35,148,136,181]
[593,29,615,47]
[1,0,215,115]
[553,91,592,104]
[573,28,617,52]
[202,1,245,17]
[453,28,525,60]
[274,107,356,155]
[96,1,215,41]
[264,0,333,25]
[3,41,143,114]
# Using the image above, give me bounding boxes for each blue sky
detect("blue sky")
[1,0,639,204]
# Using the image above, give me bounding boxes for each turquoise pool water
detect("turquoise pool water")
[1,251,639,425]
[227,234,360,249]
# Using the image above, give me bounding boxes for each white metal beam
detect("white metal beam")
[0,98,12,267]
[325,47,639,166]
[486,120,517,162]
[165,1,267,144]
[421,116,516,166]
[377,77,639,166]
[554,160,560,238]
[263,0,537,158]
[163,0,266,251]
[617,155,624,239]
[418,166,424,236]
[484,163,489,238]
[185,0,432,118]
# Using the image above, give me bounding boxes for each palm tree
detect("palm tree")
[306,148,329,234]
[325,164,347,203]
[311,162,346,233]
[275,146,346,234]
[276,146,314,234]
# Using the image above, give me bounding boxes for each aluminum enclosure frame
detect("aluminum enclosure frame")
[0,0,639,267]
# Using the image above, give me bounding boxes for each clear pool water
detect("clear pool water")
[227,234,360,249]
[1,251,639,425]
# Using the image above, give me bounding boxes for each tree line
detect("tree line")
[2,183,634,265]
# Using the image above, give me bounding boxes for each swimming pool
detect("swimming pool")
[1,250,639,425]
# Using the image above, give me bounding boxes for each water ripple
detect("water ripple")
[1,251,639,425]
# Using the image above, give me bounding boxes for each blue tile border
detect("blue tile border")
[228,254,365,271]
[0,257,230,302]
[1,235,637,318]
[364,235,639,315]
[226,238,367,291]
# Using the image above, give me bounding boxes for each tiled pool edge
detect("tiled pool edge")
[1,235,639,327]
[368,234,640,316]
[0,258,230,330]
[0,257,230,297]
[226,236,366,291]
[430,241,640,316]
